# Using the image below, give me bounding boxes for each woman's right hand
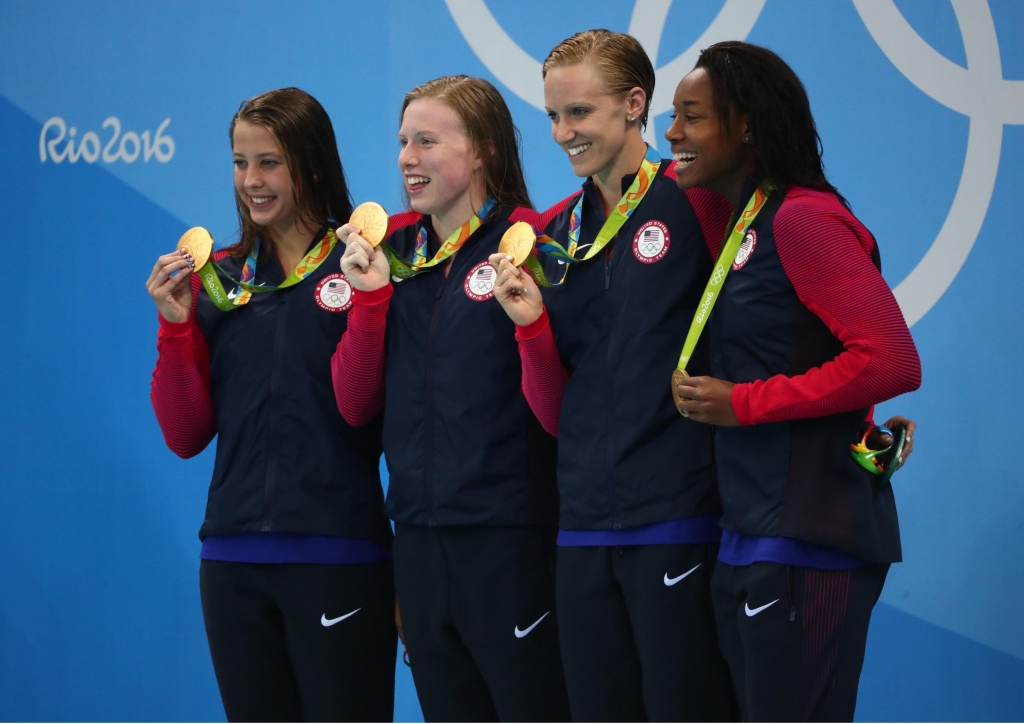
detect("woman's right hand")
[146,250,195,323]
[338,224,391,292]
[489,253,543,327]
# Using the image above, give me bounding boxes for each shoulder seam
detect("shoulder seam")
[387,210,423,236]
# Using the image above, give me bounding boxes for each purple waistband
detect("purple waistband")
[717,530,866,569]
[558,515,722,547]
[200,532,392,565]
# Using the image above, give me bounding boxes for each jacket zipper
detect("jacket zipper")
[604,244,621,527]
[423,274,448,525]
[262,291,289,531]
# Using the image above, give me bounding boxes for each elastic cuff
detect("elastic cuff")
[730,383,755,426]
[353,283,394,306]
[515,308,550,341]
[157,311,195,338]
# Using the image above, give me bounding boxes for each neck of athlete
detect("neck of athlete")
[267,217,318,275]
[718,154,761,209]
[592,133,648,219]
[431,174,489,243]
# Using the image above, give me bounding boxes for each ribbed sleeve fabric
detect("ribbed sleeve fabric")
[331,283,393,426]
[684,187,733,260]
[730,189,922,425]
[149,274,217,458]
[514,308,568,437]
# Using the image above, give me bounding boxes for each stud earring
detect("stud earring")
[628,117,635,122]
[743,137,751,145]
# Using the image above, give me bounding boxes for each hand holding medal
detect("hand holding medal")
[339,202,392,292]
[145,227,215,323]
[489,222,544,327]
[176,227,214,269]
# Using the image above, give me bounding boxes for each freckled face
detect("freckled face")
[397,97,482,220]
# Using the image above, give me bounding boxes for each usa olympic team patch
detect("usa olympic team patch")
[464,261,496,301]
[732,230,757,270]
[315,273,353,312]
[632,220,670,264]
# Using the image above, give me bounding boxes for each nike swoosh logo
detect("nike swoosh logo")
[664,563,701,586]
[514,611,550,638]
[321,608,361,627]
[744,599,779,617]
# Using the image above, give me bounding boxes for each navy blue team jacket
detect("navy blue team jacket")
[195,234,392,547]
[380,208,559,528]
[711,185,903,563]
[540,163,720,531]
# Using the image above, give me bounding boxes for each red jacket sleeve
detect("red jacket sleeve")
[149,275,217,458]
[730,192,922,425]
[515,308,568,437]
[332,283,393,426]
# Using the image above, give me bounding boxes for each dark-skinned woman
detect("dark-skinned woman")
[665,42,921,722]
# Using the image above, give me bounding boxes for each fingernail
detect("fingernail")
[188,263,195,269]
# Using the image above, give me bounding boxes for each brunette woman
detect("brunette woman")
[148,88,395,722]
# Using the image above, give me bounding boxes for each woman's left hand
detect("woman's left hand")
[673,375,739,426]
[868,415,916,466]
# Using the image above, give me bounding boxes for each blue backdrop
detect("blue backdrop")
[1,0,1023,720]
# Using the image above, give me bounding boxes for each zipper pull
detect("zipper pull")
[790,604,796,622]
[605,259,611,289]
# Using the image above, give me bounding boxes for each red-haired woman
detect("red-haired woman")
[333,76,569,722]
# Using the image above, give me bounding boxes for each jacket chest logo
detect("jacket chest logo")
[464,261,496,301]
[632,220,670,264]
[315,273,353,312]
[732,230,757,270]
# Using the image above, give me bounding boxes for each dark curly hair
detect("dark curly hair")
[695,41,848,207]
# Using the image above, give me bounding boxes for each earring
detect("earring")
[743,137,751,145]
[628,117,635,122]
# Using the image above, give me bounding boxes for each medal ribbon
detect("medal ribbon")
[382,198,496,280]
[674,185,771,372]
[521,145,662,287]
[198,227,337,312]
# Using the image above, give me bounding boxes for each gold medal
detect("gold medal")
[176,227,214,269]
[349,202,389,247]
[498,221,536,267]
[670,368,690,417]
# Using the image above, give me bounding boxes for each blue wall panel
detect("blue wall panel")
[1,1,1022,719]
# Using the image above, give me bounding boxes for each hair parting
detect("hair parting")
[543,29,655,130]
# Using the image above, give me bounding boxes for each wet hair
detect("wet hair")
[229,87,353,258]
[694,41,847,206]
[542,29,655,130]
[401,75,532,211]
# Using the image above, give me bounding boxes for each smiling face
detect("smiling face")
[232,120,302,241]
[664,68,753,199]
[398,97,484,226]
[544,60,640,180]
